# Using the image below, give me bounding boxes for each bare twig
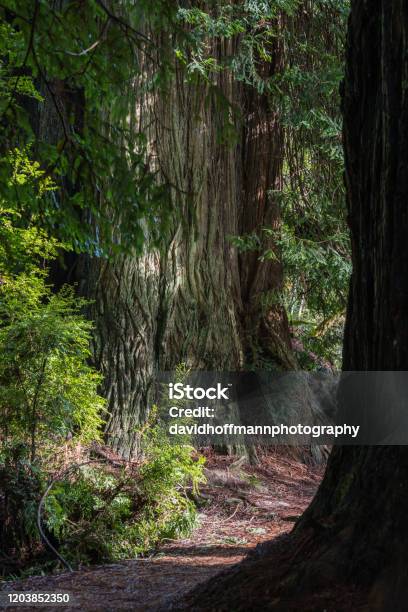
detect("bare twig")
[59,39,101,57]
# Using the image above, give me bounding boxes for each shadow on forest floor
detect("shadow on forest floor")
[0,450,324,611]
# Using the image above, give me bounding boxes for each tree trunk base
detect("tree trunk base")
[172,529,369,611]
[173,445,408,611]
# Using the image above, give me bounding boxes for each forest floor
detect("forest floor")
[1,450,324,611]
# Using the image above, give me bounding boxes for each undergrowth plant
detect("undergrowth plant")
[0,215,205,574]
[43,408,205,567]
[0,210,105,575]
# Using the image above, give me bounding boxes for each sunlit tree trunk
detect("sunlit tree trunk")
[81,25,297,459]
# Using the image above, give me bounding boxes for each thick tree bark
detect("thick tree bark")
[179,1,408,609]
[82,25,298,458]
[292,2,408,605]
[240,22,296,370]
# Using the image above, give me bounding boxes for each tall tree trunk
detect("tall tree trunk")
[183,2,408,609]
[82,24,297,458]
[292,2,408,606]
[239,18,295,370]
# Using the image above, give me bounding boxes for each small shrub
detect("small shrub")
[44,419,205,566]
[0,273,105,462]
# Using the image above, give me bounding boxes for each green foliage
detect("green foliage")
[228,233,261,253]
[0,270,105,462]
[0,1,180,256]
[0,147,59,271]
[0,253,203,574]
[42,415,205,566]
[0,211,58,275]
[176,1,300,91]
[175,2,303,145]
[275,1,350,367]
[0,153,104,460]
[0,284,204,574]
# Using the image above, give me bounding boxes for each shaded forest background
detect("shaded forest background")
[0,0,353,583]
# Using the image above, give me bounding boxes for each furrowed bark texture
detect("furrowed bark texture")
[295,1,408,605]
[182,2,408,609]
[81,27,298,458]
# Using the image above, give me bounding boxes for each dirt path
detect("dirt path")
[1,452,323,611]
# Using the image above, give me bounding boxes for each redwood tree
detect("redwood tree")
[84,14,298,458]
[182,1,408,608]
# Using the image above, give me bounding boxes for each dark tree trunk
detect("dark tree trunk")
[292,2,408,606]
[181,2,408,609]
